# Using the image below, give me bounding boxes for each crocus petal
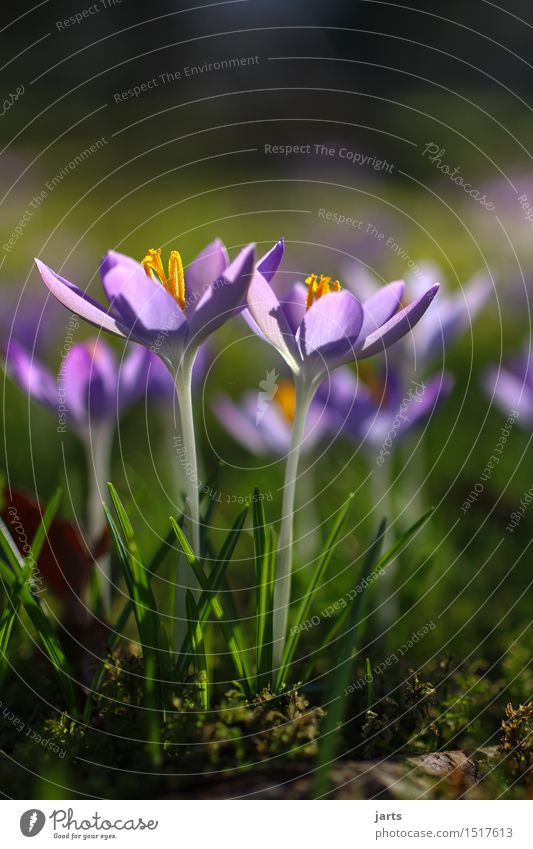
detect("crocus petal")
[358,280,405,338]
[367,371,453,445]
[62,340,119,426]
[5,341,57,411]
[35,259,128,340]
[297,291,364,374]
[437,275,492,356]
[245,276,302,372]
[187,244,255,350]
[484,366,533,426]
[356,285,439,359]
[280,283,308,335]
[403,372,454,430]
[242,393,293,455]
[213,394,271,456]
[119,344,152,411]
[100,250,142,304]
[241,239,287,341]
[257,238,285,283]
[100,261,187,347]
[184,239,229,313]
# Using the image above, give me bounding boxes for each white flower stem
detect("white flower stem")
[171,357,201,653]
[273,379,314,673]
[85,424,113,613]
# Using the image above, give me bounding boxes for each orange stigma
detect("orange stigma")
[305,273,341,309]
[142,248,186,310]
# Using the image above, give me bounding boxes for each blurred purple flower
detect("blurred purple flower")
[484,346,533,426]
[345,262,491,367]
[320,364,454,452]
[0,288,63,355]
[213,378,328,457]
[4,337,148,438]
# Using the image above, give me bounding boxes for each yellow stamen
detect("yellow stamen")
[142,248,166,283]
[274,379,297,423]
[141,247,186,310]
[168,250,185,310]
[305,274,317,309]
[305,272,342,309]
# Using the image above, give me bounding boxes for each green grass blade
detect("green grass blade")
[171,510,253,693]
[374,508,434,573]
[312,521,386,798]
[312,510,433,797]
[106,487,165,709]
[186,590,208,710]
[0,514,78,712]
[26,488,63,569]
[252,487,267,579]
[0,517,25,573]
[256,526,275,691]
[276,492,355,691]
[365,657,373,711]
[83,522,181,724]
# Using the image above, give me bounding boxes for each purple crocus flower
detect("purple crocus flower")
[484,346,533,426]
[0,288,62,356]
[245,269,438,385]
[213,378,328,458]
[320,364,454,457]
[35,240,257,369]
[245,260,439,667]
[5,337,147,440]
[4,337,149,610]
[34,239,281,561]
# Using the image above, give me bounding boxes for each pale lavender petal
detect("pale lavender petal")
[187,244,255,350]
[5,341,57,411]
[414,273,491,362]
[35,259,128,339]
[192,342,211,390]
[213,394,271,456]
[373,371,453,444]
[119,344,152,410]
[358,280,404,338]
[100,261,187,346]
[245,271,301,370]
[256,238,284,283]
[356,285,439,359]
[484,366,533,425]
[241,240,288,347]
[144,351,175,400]
[63,339,119,425]
[243,393,292,455]
[402,372,454,432]
[280,283,307,335]
[302,397,330,453]
[100,251,140,288]
[297,291,364,369]
[184,239,229,313]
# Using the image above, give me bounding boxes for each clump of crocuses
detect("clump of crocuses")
[35,238,439,669]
